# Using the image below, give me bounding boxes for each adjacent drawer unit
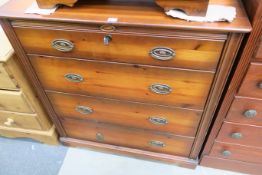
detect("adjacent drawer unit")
[15,27,224,71]
[47,91,202,136]
[61,118,194,156]
[30,55,214,109]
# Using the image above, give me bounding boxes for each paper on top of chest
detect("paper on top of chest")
[166,5,236,23]
[25,1,58,15]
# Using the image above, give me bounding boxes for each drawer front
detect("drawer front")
[210,142,262,164]
[30,56,214,109]
[15,27,224,71]
[61,118,194,156]
[0,63,18,90]
[0,90,34,113]
[0,111,41,130]
[47,91,202,136]
[238,63,262,98]
[217,122,262,148]
[226,96,262,126]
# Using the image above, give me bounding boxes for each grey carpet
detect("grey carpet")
[0,137,67,175]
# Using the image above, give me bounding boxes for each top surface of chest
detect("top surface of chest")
[0,0,251,33]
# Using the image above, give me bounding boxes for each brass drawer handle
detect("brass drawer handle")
[148,117,168,125]
[222,150,232,157]
[149,47,175,61]
[96,132,104,141]
[64,73,84,83]
[230,132,243,139]
[4,118,15,126]
[75,106,93,115]
[243,109,257,118]
[52,39,74,52]
[149,140,166,148]
[104,35,112,46]
[150,83,172,95]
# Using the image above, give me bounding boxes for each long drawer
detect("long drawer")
[210,142,262,165]
[61,118,194,156]
[238,63,262,98]
[226,96,262,126]
[14,27,225,71]
[47,91,202,136]
[0,90,34,113]
[217,122,262,148]
[30,55,214,109]
[0,110,41,130]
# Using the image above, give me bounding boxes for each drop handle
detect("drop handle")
[104,35,112,46]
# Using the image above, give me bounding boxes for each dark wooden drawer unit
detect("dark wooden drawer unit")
[201,0,262,174]
[61,118,194,156]
[47,91,202,136]
[0,0,251,168]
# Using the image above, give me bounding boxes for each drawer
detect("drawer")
[210,142,262,165]
[0,90,34,113]
[217,122,262,148]
[47,91,202,136]
[0,62,18,90]
[226,96,262,126]
[30,55,214,109]
[61,118,194,156]
[15,27,225,71]
[0,110,41,130]
[238,63,262,98]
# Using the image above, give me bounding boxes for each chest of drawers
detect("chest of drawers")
[0,26,57,144]
[201,0,262,174]
[0,0,251,168]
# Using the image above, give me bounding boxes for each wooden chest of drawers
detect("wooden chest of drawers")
[0,0,251,168]
[201,0,262,174]
[0,27,57,144]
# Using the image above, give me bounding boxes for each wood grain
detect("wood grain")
[30,55,214,110]
[47,91,202,136]
[217,122,262,148]
[36,0,77,8]
[209,141,262,164]
[254,39,262,62]
[226,96,262,126]
[14,27,224,71]
[61,118,194,156]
